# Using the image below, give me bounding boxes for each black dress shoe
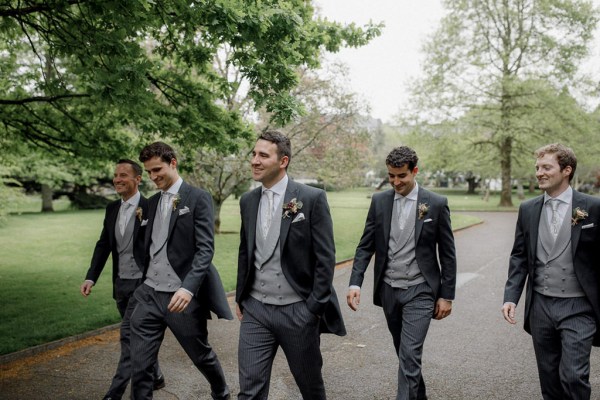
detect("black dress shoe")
[153,375,166,390]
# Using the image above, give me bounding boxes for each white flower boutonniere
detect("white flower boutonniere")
[282,198,303,219]
[135,206,143,222]
[418,202,429,220]
[172,193,181,212]
[572,207,588,226]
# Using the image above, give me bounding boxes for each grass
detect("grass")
[1,186,515,355]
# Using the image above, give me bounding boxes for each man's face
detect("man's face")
[143,156,178,192]
[113,163,141,200]
[251,139,288,188]
[387,164,418,196]
[535,153,571,197]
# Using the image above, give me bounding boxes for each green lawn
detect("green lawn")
[0,187,504,355]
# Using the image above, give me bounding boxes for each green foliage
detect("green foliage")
[0,0,381,158]
[409,0,599,205]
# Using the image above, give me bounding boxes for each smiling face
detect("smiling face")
[251,139,289,188]
[143,156,179,192]
[387,163,418,196]
[535,153,571,197]
[113,163,141,201]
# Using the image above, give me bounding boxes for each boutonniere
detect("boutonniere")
[172,193,180,211]
[135,206,143,222]
[282,198,303,219]
[418,202,429,220]
[572,207,588,226]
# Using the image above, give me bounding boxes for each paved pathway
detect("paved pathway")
[2,212,599,399]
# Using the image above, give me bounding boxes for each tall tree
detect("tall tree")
[409,0,598,205]
[0,1,381,158]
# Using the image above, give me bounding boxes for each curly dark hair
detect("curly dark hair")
[385,146,418,171]
[139,142,177,164]
[535,143,577,181]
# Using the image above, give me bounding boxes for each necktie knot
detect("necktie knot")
[161,192,173,220]
[119,201,132,235]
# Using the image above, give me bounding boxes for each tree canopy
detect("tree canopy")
[409,0,599,205]
[0,0,381,159]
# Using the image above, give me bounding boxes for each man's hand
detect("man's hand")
[168,289,192,313]
[433,298,452,320]
[502,302,517,324]
[236,303,243,321]
[347,288,361,311]
[80,281,93,297]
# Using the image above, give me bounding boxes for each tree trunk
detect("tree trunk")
[213,198,222,234]
[41,184,54,212]
[466,177,478,194]
[499,136,513,207]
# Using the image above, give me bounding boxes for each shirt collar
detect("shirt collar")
[544,185,572,205]
[262,174,288,198]
[122,191,141,207]
[394,182,419,201]
[163,177,183,196]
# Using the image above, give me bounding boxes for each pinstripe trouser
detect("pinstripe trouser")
[530,292,596,400]
[238,296,325,400]
[381,281,434,400]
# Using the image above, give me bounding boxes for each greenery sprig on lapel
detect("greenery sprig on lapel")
[571,207,588,226]
[282,198,303,219]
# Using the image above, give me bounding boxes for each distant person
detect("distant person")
[503,143,600,400]
[80,159,164,400]
[130,142,232,400]
[347,146,456,400]
[236,131,346,399]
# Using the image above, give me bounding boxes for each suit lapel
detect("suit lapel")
[382,189,395,246]
[245,187,261,268]
[415,188,429,243]
[107,202,120,249]
[167,182,191,239]
[571,190,586,256]
[145,193,160,251]
[279,180,299,251]
[529,196,544,257]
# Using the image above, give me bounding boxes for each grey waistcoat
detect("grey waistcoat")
[115,211,143,280]
[144,207,182,292]
[533,203,584,298]
[250,197,302,306]
[384,199,425,289]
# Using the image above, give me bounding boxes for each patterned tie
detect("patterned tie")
[397,196,407,230]
[549,199,559,237]
[161,192,172,222]
[263,189,274,238]
[119,201,131,236]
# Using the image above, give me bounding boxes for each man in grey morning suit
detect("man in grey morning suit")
[347,146,456,400]
[130,142,232,400]
[502,143,600,400]
[80,159,164,400]
[236,131,346,399]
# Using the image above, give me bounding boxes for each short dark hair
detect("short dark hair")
[117,159,142,177]
[258,130,292,164]
[535,143,577,181]
[386,146,419,171]
[139,142,177,164]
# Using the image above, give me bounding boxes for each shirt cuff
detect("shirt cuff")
[179,287,194,297]
[348,285,361,290]
[85,279,95,285]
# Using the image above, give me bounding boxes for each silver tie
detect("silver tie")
[549,199,559,237]
[119,202,131,236]
[397,197,407,230]
[263,190,274,238]
[161,192,172,222]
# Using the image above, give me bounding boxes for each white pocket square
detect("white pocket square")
[423,218,433,223]
[141,219,148,226]
[178,206,190,215]
[581,223,595,229]
[292,213,305,223]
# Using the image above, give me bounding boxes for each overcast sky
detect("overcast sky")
[314,0,600,123]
